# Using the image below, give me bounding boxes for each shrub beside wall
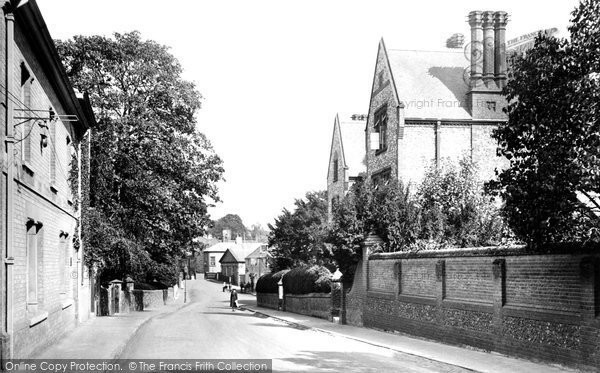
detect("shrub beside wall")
[282,266,332,294]
[256,269,289,293]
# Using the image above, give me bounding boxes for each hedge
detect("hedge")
[282,265,332,294]
[135,281,169,290]
[255,269,289,293]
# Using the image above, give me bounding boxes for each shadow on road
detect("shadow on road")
[199,311,259,318]
[278,350,469,373]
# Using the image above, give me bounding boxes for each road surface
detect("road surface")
[119,279,469,373]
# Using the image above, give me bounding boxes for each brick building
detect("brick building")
[326,114,366,220]
[0,0,95,359]
[365,11,509,187]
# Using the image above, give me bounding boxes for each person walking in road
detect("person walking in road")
[230,289,238,312]
[222,282,227,292]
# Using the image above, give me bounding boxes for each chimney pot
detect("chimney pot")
[468,11,484,88]
[482,11,496,88]
[446,33,465,49]
[494,11,509,89]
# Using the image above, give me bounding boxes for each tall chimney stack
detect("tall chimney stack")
[494,11,509,89]
[482,11,496,88]
[468,11,483,88]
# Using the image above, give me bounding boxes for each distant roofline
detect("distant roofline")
[404,117,507,123]
[387,48,464,54]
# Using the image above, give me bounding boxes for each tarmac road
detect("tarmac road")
[119,279,470,373]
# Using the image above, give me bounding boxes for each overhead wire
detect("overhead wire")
[0,80,76,184]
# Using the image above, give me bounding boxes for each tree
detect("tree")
[209,214,247,240]
[248,223,269,242]
[268,191,330,272]
[486,0,600,247]
[57,32,224,284]
[418,158,506,248]
[327,180,419,282]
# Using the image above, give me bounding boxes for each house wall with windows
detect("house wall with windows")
[220,250,245,286]
[1,1,94,359]
[365,56,399,184]
[365,11,511,189]
[203,248,225,274]
[244,246,270,288]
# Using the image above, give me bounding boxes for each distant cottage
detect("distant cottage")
[220,242,265,286]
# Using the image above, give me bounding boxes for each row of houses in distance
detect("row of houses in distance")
[203,234,270,287]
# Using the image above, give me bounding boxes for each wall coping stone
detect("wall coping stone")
[285,293,331,298]
[370,243,600,260]
[257,292,331,297]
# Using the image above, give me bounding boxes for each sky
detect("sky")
[37,0,578,229]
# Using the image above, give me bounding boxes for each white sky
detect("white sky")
[37,0,577,228]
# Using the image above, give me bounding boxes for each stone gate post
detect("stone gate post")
[362,232,383,292]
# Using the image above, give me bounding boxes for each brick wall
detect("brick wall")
[351,247,600,370]
[257,293,279,310]
[401,124,435,185]
[284,293,331,320]
[257,292,331,320]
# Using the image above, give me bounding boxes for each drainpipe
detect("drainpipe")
[2,6,16,360]
[75,139,81,321]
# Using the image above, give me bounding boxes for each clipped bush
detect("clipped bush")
[255,269,289,293]
[282,265,332,294]
[134,281,169,290]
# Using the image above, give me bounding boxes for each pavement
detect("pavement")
[35,278,582,373]
[36,286,188,359]
[238,298,580,373]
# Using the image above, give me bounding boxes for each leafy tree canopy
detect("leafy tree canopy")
[268,191,331,272]
[209,214,247,240]
[58,31,224,284]
[248,223,269,242]
[486,0,600,247]
[418,158,507,249]
[327,180,419,282]
[328,158,507,283]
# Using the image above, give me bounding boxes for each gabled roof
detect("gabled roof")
[219,243,265,263]
[246,245,270,259]
[338,114,367,175]
[204,242,233,253]
[327,114,366,180]
[385,47,471,120]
